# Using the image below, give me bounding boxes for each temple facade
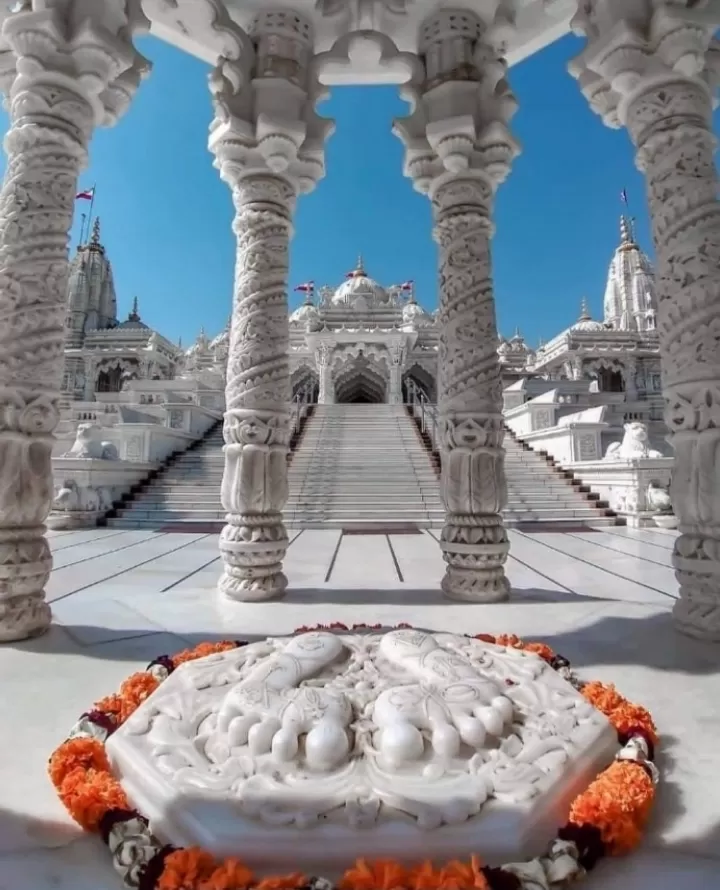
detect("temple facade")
[75,214,656,412]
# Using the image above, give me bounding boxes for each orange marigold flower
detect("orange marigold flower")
[438,856,489,889]
[339,859,408,890]
[158,848,218,890]
[199,858,255,889]
[474,634,496,644]
[56,768,129,831]
[407,862,441,890]
[118,672,160,721]
[582,682,658,744]
[94,692,123,719]
[48,737,109,789]
[254,874,307,890]
[171,641,238,668]
[569,760,655,855]
[494,635,555,663]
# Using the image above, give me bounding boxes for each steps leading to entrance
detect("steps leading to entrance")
[107,404,622,530]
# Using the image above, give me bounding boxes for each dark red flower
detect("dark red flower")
[481,866,522,889]
[558,822,606,870]
[98,808,146,844]
[137,844,177,890]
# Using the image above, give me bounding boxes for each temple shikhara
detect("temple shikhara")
[2,2,719,887]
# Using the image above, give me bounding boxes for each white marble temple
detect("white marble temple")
[1,526,719,889]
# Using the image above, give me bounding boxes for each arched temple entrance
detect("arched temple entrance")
[334,355,387,404]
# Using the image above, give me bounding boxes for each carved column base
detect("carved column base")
[0,530,52,642]
[218,516,289,602]
[671,534,720,641]
[440,516,510,603]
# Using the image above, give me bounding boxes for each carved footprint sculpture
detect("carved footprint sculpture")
[374,630,514,766]
[216,633,352,771]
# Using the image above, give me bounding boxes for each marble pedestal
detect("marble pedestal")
[107,629,617,875]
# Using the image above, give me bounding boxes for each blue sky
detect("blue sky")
[1,32,697,346]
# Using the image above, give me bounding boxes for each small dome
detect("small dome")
[497,339,511,355]
[571,298,605,333]
[401,296,432,328]
[290,300,320,326]
[185,328,210,356]
[332,256,388,308]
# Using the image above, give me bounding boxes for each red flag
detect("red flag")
[400,280,414,290]
[76,187,95,201]
[294,281,314,293]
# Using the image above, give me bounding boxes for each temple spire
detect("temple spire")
[91,216,101,244]
[579,297,591,321]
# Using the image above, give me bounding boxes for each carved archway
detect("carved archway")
[291,364,320,402]
[402,363,437,403]
[334,354,388,403]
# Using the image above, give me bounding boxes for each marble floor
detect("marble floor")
[2,525,719,889]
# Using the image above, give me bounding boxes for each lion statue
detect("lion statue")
[603,422,664,461]
[53,480,113,513]
[64,422,118,460]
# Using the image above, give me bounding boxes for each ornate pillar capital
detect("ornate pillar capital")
[394,6,520,196]
[568,0,719,132]
[208,9,332,196]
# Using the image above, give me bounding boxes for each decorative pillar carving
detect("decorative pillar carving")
[0,4,147,642]
[209,10,330,601]
[315,343,334,404]
[395,7,519,602]
[571,1,720,639]
[388,343,405,405]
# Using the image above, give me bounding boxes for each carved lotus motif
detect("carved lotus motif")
[107,630,617,873]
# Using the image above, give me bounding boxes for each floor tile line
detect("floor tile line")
[507,553,577,595]
[385,535,404,582]
[324,532,344,584]
[566,532,673,568]
[512,530,678,601]
[51,529,132,553]
[161,555,221,592]
[52,532,169,571]
[49,534,211,603]
[593,526,675,551]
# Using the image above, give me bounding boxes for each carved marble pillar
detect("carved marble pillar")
[395,7,519,601]
[316,345,334,405]
[571,1,720,639]
[388,345,404,405]
[0,4,146,642]
[218,173,296,601]
[208,10,329,601]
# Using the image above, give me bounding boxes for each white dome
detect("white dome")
[290,301,320,326]
[571,300,605,333]
[332,259,388,308]
[402,298,432,328]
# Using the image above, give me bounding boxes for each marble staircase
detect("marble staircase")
[106,404,620,530]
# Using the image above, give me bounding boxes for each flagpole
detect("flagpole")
[87,184,97,240]
[78,213,87,250]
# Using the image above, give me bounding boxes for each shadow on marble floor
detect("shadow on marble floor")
[288,586,613,605]
[524,611,720,675]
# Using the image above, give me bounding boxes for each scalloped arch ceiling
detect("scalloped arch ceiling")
[146,1,576,75]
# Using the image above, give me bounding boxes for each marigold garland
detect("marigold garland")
[49,624,659,890]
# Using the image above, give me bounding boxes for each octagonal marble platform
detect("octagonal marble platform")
[1,525,719,889]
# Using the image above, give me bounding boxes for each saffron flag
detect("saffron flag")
[294,281,314,293]
[76,187,95,201]
[620,188,628,205]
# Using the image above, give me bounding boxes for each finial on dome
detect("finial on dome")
[620,215,636,248]
[354,253,365,276]
[178,336,183,349]
[513,326,521,339]
[579,297,591,321]
[128,296,140,322]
